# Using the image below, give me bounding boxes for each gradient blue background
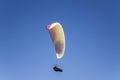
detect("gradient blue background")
[0,0,120,80]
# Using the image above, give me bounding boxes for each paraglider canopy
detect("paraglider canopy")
[46,22,65,59]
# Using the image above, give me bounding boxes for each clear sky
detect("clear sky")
[0,0,120,80]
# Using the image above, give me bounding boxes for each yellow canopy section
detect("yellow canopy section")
[47,22,65,59]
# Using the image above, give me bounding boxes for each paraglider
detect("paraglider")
[53,65,63,72]
[46,22,65,72]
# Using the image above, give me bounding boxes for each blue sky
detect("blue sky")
[0,0,120,80]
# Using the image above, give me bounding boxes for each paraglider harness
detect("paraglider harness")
[53,65,63,72]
